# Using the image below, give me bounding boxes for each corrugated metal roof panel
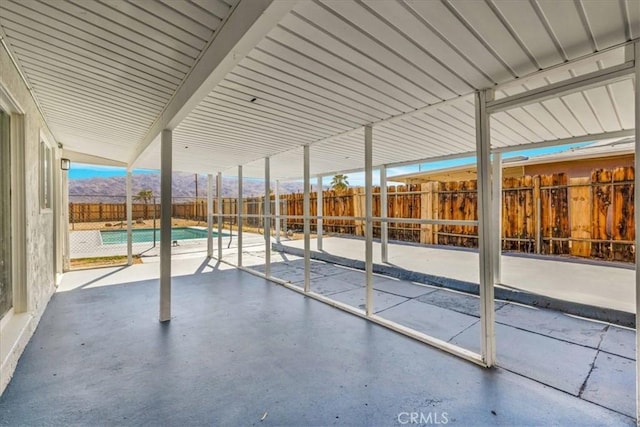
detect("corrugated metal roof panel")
[0,0,235,160]
[1,0,636,179]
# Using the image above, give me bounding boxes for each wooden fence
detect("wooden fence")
[69,202,205,223]
[69,166,636,262]
[276,167,635,261]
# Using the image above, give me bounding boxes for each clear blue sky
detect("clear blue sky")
[69,164,156,180]
[331,142,590,186]
[69,142,590,184]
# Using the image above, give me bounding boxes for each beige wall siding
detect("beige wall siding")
[523,155,634,179]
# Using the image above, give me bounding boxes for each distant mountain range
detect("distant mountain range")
[69,173,307,203]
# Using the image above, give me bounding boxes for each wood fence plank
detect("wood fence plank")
[569,177,591,257]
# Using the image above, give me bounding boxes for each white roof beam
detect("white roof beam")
[129,0,297,166]
[487,61,635,114]
[359,41,636,131]
[62,149,127,167]
[383,150,477,170]
[492,128,635,154]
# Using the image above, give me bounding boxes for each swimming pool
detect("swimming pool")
[101,227,224,245]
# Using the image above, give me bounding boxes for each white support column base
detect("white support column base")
[380,166,388,263]
[492,153,502,286]
[126,169,133,266]
[264,157,271,277]
[159,129,172,322]
[238,165,243,267]
[317,175,323,251]
[275,180,281,245]
[475,89,496,367]
[632,39,640,426]
[217,172,223,259]
[364,125,374,316]
[207,174,214,258]
[303,145,311,292]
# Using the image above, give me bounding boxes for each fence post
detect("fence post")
[121,201,125,229]
[381,166,388,262]
[420,183,431,244]
[353,187,364,236]
[275,180,281,244]
[207,174,213,258]
[317,176,323,251]
[534,176,541,253]
[492,153,502,285]
[283,196,288,236]
[153,197,157,248]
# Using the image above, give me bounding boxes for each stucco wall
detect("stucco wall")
[523,155,634,179]
[0,42,59,394]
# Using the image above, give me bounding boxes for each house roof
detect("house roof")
[389,137,635,183]
[0,0,638,179]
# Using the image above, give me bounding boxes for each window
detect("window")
[40,139,52,210]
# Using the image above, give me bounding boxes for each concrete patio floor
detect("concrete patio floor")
[0,257,633,426]
[277,236,635,314]
[242,250,636,419]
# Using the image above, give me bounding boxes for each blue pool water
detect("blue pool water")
[101,227,223,245]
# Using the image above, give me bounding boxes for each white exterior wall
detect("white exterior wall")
[0,42,61,394]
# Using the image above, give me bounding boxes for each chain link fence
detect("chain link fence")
[68,194,223,268]
[69,194,154,267]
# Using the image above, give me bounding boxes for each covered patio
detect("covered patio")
[0,257,632,425]
[0,0,639,425]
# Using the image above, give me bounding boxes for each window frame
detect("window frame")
[39,133,53,212]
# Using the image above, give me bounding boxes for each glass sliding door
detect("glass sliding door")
[0,109,11,320]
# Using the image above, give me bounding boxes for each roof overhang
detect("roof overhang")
[0,0,637,179]
[390,136,637,183]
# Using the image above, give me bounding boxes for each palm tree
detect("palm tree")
[134,189,154,219]
[330,174,349,192]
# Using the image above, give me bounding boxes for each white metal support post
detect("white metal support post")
[632,39,640,425]
[126,169,133,266]
[380,165,388,263]
[217,172,222,259]
[275,180,281,244]
[492,153,502,285]
[207,174,213,258]
[62,164,70,272]
[317,175,323,251]
[264,157,271,277]
[365,125,374,316]
[303,145,311,292]
[475,89,496,366]
[237,165,243,267]
[159,129,172,322]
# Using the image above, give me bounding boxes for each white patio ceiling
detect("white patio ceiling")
[0,0,240,162]
[0,0,638,179]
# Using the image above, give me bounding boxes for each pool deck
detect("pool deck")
[276,236,635,315]
[71,229,635,318]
